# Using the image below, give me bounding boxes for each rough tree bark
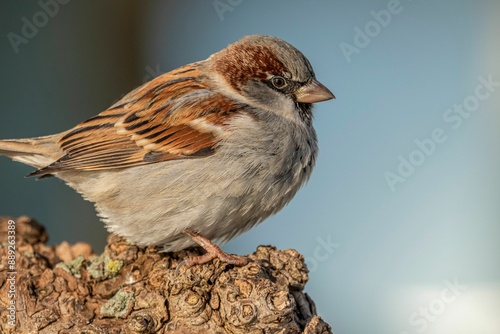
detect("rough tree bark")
[0,216,333,333]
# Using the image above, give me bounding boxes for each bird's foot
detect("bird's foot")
[176,229,249,273]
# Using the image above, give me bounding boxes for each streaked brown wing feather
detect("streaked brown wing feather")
[30,63,245,176]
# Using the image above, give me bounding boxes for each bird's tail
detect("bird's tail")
[0,135,61,169]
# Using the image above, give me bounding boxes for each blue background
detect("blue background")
[1,1,499,333]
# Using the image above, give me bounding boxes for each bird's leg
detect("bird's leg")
[178,229,249,270]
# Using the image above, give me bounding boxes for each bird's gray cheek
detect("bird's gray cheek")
[241,81,278,106]
[243,83,295,118]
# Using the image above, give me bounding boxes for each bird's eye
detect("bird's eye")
[271,76,288,89]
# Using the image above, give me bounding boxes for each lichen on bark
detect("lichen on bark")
[0,216,332,333]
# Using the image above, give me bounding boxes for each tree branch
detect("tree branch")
[0,216,332,333]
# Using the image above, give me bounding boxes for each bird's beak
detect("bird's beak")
[295,79,335,103]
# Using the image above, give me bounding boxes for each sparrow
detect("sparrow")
[0,35,334,267]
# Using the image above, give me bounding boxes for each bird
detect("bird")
[0,35,334,267]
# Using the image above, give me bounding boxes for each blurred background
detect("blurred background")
[1,1,499,333]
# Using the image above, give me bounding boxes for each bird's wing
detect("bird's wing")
[30,63,246,176]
